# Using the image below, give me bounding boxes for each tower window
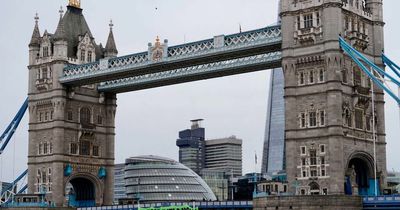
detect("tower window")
[41,67,48,79]
[299,72,305,85]
[300,113,306,128]
[70,143,78,155]
[366,116,371,131]
[297,16,301,30]
[67,110,73,121]
[320,110,325,126]
[81,50,86,61]
[316,12,320,26]
[355,109,364,129]
[43,47,49,57]
[301,146,306,155]
[309,71,315,84]
[342,69,348,84]
[353,67,362,86]
[310,149,317,165]
[309,111,317,127]
[43,142,48,154]
[87,51,93,62]
[97,115,103,124]
[320,144,325,154]
[320,156,325,165]
[80,140,91,156]
[304,14,313,29]
[93,145,99,157]
[80,107,91,125]
[319,69,324,82]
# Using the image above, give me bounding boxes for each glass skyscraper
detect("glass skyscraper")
[261,68,285,175]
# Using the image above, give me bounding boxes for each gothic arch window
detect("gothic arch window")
[318,69,324,82]
[309,182,320,195]
[80,107,91,124]
[43,142,48,154]
[319,110,325,126]
[309,111,317,127]
[342,68,348,84]
[353,66,362,86]
[80,140,91,156]
[81,49,86,61]
[70,142,78,155]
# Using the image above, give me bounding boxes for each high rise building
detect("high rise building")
[261,68,285,175]
[176,119,206,175]
[205,136,243,177]
[176,121,243,178]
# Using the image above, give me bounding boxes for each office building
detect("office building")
[176,119,206,175]
[205,136,242,177]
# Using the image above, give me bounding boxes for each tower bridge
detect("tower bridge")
[0,0,391,207]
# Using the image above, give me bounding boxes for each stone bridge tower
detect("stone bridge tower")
[27,2,117,206]
[280,0,386,195]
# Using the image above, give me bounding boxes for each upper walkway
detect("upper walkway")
[60,25,282,93]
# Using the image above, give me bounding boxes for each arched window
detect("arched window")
[309,182,320,195]
[80,107,91,124]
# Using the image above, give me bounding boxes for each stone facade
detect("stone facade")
[281,0,386,195]
[253,195,363,210]
[27,3,117,207]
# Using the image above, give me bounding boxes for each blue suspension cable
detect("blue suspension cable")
[339,38,400,104]
[339,37,400,87]
[382,54,400,78]
[0,98,28,154]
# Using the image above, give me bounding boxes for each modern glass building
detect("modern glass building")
[261,68,286,175]
[114,163,127,203]
[124,155,216,202]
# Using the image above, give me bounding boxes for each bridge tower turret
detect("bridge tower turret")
[27,3,117,206]
[280,0,386,195]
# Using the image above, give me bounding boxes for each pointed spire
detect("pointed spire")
[54,6,66,41]
[29,13,41,47]
[105,19,118,57]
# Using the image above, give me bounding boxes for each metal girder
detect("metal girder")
[60,25,282,86]
[98,52,282,93]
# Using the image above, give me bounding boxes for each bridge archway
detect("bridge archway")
[346,152,375,195]
[65,174,102,207]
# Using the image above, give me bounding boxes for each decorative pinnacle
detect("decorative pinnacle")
[109,19,114,30]
[34,13,39,24]
[59,6,64,18]
[68,0,81,8]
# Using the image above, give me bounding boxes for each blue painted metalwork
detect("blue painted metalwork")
[65,164,73,176]
[339,37,400,104]
[1,170,28,195]
[60,25,281,85]
[382,54,400,78]
[98,167,106,179]
[363,195,400,209]
[98,52,281,92]
[0,98,28,154]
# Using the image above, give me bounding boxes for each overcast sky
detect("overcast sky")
[0,0,399,182]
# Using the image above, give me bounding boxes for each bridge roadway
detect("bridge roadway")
[60,25,282,92]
